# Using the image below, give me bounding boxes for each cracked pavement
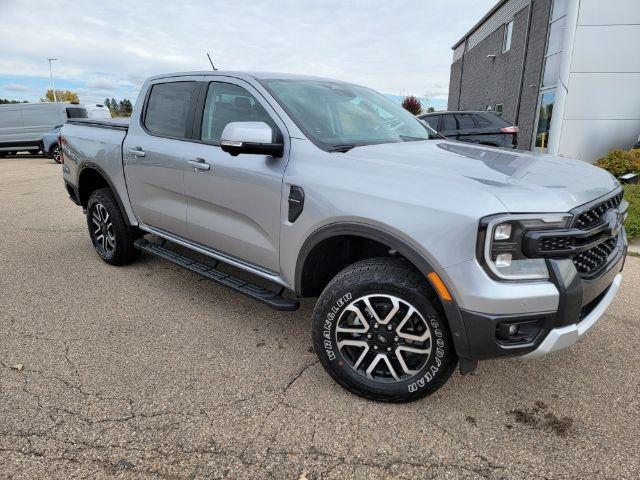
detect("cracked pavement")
[1,156,639,479]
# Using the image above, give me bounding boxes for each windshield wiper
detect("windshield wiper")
[399,135,429,142]
[327,144,356,153]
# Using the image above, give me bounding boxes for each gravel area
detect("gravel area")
[1,155,639,479]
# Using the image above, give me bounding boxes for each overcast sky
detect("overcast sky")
[0,0,496,105]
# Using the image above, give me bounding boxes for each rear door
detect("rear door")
[183,78,289,272]
[123,77,202,237]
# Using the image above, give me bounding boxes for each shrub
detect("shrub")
[595,148,640,178]
[401,95,422,116]
[624,184,640,241]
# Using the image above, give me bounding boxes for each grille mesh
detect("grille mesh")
[574,192,623,230]
[573,237,617,276]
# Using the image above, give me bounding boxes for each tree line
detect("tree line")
[104,98,133,117]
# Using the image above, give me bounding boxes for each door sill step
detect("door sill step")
[134,238,299,311]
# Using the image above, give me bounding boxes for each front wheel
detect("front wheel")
[86,188,140,266]
[312,257,457,403]
[51,144,62,163]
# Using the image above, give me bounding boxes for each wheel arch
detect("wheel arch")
[295,222,471,359]
[77,163,132,227]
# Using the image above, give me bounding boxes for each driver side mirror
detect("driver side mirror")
[220,122,283,157]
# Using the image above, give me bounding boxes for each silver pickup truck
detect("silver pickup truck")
[60,71,628,402]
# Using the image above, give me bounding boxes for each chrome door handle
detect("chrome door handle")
[128,147,146,157]
[188,158,210,171]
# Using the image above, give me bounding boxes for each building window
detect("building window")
[534,90,556,152]
[495,104,504,116]
[502,20,513,53]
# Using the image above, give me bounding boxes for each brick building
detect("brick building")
[448,0,640,162]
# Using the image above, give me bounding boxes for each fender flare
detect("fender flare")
[294,222,470,358]
[77,162,133,227]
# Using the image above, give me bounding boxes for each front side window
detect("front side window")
[262,79,437,150]
[144,82,196,138]
[200,82,275,144]
[502,20,513,53]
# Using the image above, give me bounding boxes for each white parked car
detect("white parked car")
[0,102,87,156]
[83,104,112,119]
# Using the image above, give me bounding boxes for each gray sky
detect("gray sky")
[0,0,496,103]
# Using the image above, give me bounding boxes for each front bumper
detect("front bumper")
[521,273,622,359]
[454,233,626,360]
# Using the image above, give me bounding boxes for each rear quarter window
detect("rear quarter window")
[66,107,88,119]
[144,82,197,138]
[474,113,511,128]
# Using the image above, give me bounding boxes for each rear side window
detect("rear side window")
[421,115,439,130]
[66,107,88,119]
[441,114,457,132]
[144,82,197,138]
[454,114,476,130]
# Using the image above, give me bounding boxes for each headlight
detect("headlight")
[478,214,572,281]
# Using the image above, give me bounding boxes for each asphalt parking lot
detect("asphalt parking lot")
[1,155,639,479]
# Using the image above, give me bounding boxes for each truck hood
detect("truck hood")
[341,140,620,212]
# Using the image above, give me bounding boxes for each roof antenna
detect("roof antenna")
[206,53,217,71]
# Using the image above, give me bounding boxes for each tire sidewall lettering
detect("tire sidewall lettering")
[323,292,352,361]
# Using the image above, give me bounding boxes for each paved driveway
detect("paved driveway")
[1,156,639,479]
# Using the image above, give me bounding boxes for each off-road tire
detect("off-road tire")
[86,188,140,266]
[312,257,457,403]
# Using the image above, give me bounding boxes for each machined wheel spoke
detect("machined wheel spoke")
[337,339,369,370]
[395,345,432,375]
[336,304,370,333]
[396,307,431,342]
[365,354,400,381]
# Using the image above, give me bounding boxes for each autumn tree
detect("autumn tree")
[41,89,79,102]
[401,95,422,116]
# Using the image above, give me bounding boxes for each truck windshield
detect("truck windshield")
[263,79,438,151]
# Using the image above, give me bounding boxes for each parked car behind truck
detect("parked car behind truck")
[60,71,627,402]
[0,102,87,156]
[419,111,519,148]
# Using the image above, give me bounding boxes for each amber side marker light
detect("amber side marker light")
[427,272,453,302]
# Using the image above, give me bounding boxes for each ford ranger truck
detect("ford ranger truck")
[60,72,628,403]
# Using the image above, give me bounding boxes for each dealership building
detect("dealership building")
[448,0,640,162]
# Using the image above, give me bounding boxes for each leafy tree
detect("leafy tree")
[41,89,79,102]
[104,98,111,110]
[401,95,422,116]
[427,106,435,113]
[0,98,28,104]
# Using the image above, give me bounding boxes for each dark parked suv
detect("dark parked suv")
[419,111,518,149]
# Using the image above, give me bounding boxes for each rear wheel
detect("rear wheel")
[86,188,140,266]
[312,257,457,403]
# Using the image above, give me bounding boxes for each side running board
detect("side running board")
[134,238,299,311]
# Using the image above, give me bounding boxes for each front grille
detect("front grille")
[574,192,623,230]
[572,237,617,276]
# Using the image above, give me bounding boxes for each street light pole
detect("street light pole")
[48,58,58,102]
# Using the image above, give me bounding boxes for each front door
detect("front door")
[123,79,201,237]
[184,79,288,272]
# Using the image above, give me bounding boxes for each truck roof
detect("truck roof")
[145,71,350,83]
